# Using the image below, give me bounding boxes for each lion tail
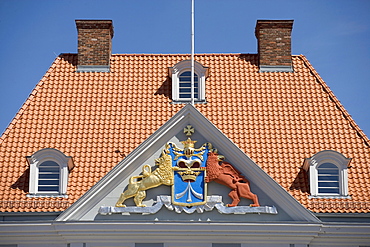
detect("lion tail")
[129,175,143,184]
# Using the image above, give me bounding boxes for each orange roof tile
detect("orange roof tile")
[0,53,369,213]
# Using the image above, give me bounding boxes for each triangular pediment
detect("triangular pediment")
[56,104,319,222]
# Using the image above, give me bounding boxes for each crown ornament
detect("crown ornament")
[181,138,197,158]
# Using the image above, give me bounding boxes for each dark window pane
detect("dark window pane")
[179,88,191,93]
[318,169,339,175]
[39,174,60,179]
[180,71,191,76]
[318,188,339,194]
[180,94,191,98]
[38,185,60,191]
[39,161,59,167]
[318,182,339,187]
[179,83,191,87]
[318,175,339,181]
[39,179,59,186]
[180,76,191,82]
[179,71,198,82]
[319,163,337,169]
[40,168,59,173]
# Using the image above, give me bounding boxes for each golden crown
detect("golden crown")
[178,171,200,182]
[181,137,197,149]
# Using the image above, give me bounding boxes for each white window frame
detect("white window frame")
[303,150,351,198]
[169,60,209,102]
[26,148,74,198]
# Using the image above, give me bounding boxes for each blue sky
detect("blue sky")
[0,0,369,137]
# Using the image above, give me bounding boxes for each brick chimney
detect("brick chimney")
[75,20,114,72]
[255,20,294,72]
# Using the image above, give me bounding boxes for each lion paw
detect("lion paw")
[249,204,260,207]
[115,204,126,207]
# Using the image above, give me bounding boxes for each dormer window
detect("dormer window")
[179,71,199,99]
[303,150,351,198]
[38,161,60,192]
[27,148,74,198]
[169,60,208,103]
[317,163,339,194]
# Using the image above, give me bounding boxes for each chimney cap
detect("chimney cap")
[255,20,293,38]
[256,19,294,24]
[75,20,114,38]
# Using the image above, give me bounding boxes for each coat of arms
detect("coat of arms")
[109,125,270,215]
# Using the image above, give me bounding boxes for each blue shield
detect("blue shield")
[167,141,210,206]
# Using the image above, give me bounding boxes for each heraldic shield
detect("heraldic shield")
[166,138,212,206]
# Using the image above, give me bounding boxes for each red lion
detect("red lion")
[205,152,260,207]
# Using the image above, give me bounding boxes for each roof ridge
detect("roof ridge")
[298,54,370,147]
[110,53,258,56]
[0,56,62,144]
[60,53,305,56]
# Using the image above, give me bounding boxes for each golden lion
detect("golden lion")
[115,151,174,207]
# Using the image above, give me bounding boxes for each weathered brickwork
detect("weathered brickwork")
[255,20,293,67]
[76,20,114,66]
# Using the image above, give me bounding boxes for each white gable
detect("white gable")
[56,104,319,222]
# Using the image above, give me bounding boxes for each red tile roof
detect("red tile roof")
[0,53,369,213]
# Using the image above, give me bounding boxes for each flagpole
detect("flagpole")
[190,0,195,105]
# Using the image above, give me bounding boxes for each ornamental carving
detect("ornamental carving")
[106,126,274,215]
